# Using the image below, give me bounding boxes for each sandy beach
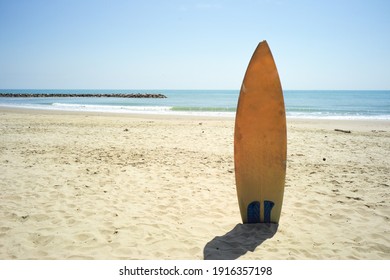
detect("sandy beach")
[0,108,389,260]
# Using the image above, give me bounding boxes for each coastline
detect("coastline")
[1,108,389,259]
[1,89,389,120]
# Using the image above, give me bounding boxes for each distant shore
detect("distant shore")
[0,93,167,98]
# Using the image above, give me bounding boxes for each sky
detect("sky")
[0,0,389,90]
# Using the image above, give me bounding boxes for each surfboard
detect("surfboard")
[234,40,287,224]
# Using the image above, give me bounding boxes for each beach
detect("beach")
[0,108,389,260]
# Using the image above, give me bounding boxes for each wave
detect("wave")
[52,103,173,112]
[50,103,236,117]
[1,102,389,119]
[286,112,390,120]
[171,106,236,112]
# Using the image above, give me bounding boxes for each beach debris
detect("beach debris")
[334,129,351,133]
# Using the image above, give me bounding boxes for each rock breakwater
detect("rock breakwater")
[0,93,167,98]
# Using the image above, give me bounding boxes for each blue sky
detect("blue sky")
[0,0,389,90]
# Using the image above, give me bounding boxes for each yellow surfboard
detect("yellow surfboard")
[234,40,287,224]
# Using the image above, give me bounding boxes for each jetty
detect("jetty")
[0,93,167,98]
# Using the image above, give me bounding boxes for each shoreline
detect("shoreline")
[1,108,389,259]
[1,106,390,127]
[0,106,235,121]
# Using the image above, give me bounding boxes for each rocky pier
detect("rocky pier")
[0,93,167,98]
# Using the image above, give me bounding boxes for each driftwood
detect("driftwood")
[334,129,351,133]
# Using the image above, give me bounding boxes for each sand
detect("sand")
[0,108,389,260]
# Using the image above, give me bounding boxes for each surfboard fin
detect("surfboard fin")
[264,200,275,223]
[247,201,261,223]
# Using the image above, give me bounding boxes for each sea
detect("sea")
[0,89,389,120]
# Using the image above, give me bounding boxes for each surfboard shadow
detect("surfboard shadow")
[203,223,278,260]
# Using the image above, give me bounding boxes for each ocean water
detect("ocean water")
[0,89,389,120]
